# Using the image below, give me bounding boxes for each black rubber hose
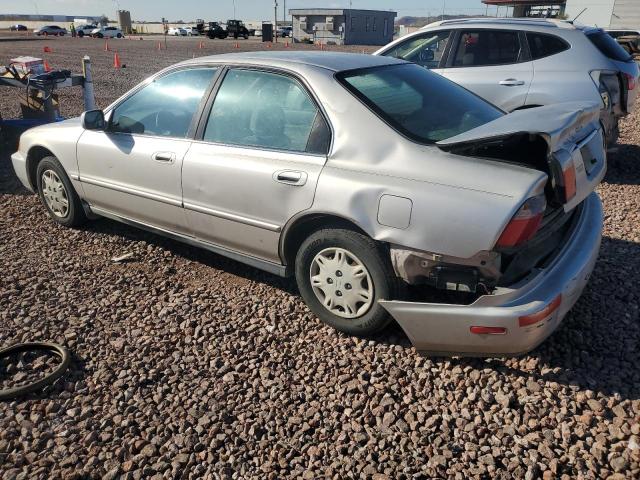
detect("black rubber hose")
[0,342,70,401]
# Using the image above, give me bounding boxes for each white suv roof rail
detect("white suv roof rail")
[422,17,577,30]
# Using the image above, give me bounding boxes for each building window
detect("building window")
[373,17,377,32]
[365,16,370,32]
[384,18,388,37]
[350,16,356,32]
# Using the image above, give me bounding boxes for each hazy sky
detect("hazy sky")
[5,0,501,21]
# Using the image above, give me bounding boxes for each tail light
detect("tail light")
[563,162,577,202]
[496,194,546,248]
[625,73,637,91]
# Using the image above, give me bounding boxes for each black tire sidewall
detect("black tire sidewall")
[36,156,84,227]
[295,229,395,336]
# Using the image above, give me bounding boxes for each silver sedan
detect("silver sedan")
[12,52,606,355]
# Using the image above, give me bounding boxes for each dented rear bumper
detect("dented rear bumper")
[380,193,603,356]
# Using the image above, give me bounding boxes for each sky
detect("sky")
[3,0,500,22]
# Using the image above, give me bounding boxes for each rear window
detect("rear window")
[337,63,503,144]
[526,33,569,60]
[587,31,632,62]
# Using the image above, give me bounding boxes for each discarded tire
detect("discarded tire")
[0,342,70,401]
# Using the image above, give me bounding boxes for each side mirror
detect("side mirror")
[81,109,105,131]
[420,49,435,62]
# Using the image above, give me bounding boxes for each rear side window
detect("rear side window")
[453,30,522,67]
[203,69,329,154]
[587,31,632,62]
[526,33,569,60]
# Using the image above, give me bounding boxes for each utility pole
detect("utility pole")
[283,0,286,24]
[274,0,278,42]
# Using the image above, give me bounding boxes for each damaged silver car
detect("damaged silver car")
[12,52,606,355]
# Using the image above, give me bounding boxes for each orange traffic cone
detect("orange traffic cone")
[43,60,52,72]
[43,46,52,53]
[285,41,289,48]
[104,40,110,51]
[266,42,272,48]
[157,41,162,50]
[234,41,239,49]
[113,52,122,69]
[198,41,204,49]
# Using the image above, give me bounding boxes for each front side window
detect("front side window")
[381,30,451,69]
[453,30,521,67]
[526,32,569,60]
[109,68,216,137]
[203,69,330,154]
[338,64,503,144]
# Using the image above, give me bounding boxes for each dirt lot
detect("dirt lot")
[0,36,639,479]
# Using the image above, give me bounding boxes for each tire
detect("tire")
[78,31,84,37]
[244,34,248,40]
[36,156,86,227]
[117,33,122,38]
[96,33,103,38]
[295,228,399,336]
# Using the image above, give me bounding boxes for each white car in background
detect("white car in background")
[76,24,98,37]
[168,27,188,36]
[186,27,200,36]
[91,26,124,38]
[375,18,640,146]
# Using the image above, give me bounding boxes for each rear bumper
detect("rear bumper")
[380,192,603,356]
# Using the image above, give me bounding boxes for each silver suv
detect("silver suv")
[375,18,639,146]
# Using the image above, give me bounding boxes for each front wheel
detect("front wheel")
[36,156,86,227]
[295,228,399,336]
[117,33,122,38]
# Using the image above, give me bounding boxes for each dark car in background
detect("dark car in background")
[10,24,28,32]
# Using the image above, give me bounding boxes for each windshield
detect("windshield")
[337,63,503,144]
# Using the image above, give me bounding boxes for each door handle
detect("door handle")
[499,79,525,86]
[152,152,175,163]
[273,170,307,186]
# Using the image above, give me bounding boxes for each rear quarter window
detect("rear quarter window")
[526,33,569,60]
[587,31,632,62]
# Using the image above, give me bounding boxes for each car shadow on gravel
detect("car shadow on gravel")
[605,143,640,185]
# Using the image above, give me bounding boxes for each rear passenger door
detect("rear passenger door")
[441,29,533,111]
[182,68,331,263]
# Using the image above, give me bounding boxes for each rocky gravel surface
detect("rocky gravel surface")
[1,37,639,479]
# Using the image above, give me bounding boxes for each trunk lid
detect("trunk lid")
[437,102,606,213]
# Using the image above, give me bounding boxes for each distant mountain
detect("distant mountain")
[396,15,487,27]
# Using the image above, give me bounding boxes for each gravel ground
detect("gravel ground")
[0,37,639,479]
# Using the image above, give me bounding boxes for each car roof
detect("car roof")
[180,51,406,73]
[422,17,595,31]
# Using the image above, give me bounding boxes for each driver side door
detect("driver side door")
[77,67,218,233]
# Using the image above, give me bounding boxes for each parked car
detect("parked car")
[206,22,228,40]
[91,26,124,38]
[11,52,606,356]
[168,27,188,36]
[278,26,293,38]
[375,18,639,146]
[10,24,28,31]
[226,20,250,39]
[34,25,67,36]
[75,24,98,38]
[186,26,200,36]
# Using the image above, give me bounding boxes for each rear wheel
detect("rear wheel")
[78,31,84,37]
[295,228,399,336]
[117,33,122,38]
[36,156,86,227]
